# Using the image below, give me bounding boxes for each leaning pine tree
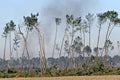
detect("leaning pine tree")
[2,25,9,68]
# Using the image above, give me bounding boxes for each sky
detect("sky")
[0,0,120,58]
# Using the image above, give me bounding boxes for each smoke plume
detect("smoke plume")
[38,0,98,57]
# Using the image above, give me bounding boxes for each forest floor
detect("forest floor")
[0,75,120,80]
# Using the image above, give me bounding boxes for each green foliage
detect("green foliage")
[18,71,29,77]
[44,68,52,76]
[8,68,17,73]
[0,69,8,78]
[0,72,5,78]
[2,20,16,38]
[64,40,69,54]
[104,11,118,22]
[74,17,81,26]
[72,36,83,54]
[0,66,119,77]
[82,63,88,70]
[116,68,120,75]
[2,26,9,38]
[81,61,105,75]
[57,69,66,76]
[0,68,5,73]
[8,73,17,78]
[104,40,114,53]
[68,68,82,76]
[91,61,104,72]
[90,55,95,63]
[7,20,16,31]
[97,13,106,24]
[24,13,39,30]
[55,18,61,25]
[84,45,92,56]
[98,11,120,25]
[86,13,94,24]
[13,31,21,50]
[66,14,74,25]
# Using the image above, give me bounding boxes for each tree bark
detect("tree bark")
[3,37,7,68]
[104,22,111,66]
[42,35,47,70]
[34,25,47,73]
[18,27,30,72]
[83,30,85,58]
[9,32,12,68]
[96,24,102,58]
[89,24,91,48]
[52,25,58,58]
[70,25,75,68]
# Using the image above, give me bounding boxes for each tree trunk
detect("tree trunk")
[59,22,69,69]
[26,46,30,72]
[16,48,18,60]
[59,32,67,68]
[42,35,47,71]
[34,25,46,74]
[38,36,44,74]
[70,25,75,68]
[108,26,114,40]
[52,25,58,58]
[96,24,102,58]
[104,22,111,66]
[15,47,20,68]
[3,37,7,68]
[89,24,91,48]
[65,33,70,70]
[21,41,25,69]
[18,27,30,71]
[83,30,85,58]
[9,32,12,68]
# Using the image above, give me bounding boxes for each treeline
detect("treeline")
[0,55,120,77]
[0,55,120,69]
[2,10,120,75]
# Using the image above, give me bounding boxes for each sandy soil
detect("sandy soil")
[0,75,120,80]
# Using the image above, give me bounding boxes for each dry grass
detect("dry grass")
[0,75,120,80]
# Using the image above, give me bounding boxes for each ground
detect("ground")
[0,75,120,80]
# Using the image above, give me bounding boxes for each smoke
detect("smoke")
[38,0,98,57]
[1,0,100,59]
[18,0,98,58]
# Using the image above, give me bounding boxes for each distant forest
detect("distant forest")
[0,55,120,69]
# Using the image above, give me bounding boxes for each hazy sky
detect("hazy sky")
[0,0,120,58]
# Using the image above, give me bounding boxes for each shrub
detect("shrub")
[18,71,29,77]
[0,68,5,73]
[82,63,88,70]
[0,72,5,78]
[65,68,80,76]
[8,68,17,73]
[8,73,17,78]
[92,61,104,72]
[57,69,66,76]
